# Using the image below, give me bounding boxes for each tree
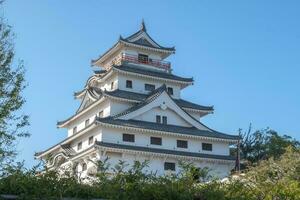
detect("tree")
[239,124,299,165]
[0,2,29,172]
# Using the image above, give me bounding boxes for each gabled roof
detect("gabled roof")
[59,84,212,128]
[120,21,175,51]
[92,21,175,66]
[104,89,213,112]
[96,141,236,161]
[96,118,239,141]
[110,85,231,135]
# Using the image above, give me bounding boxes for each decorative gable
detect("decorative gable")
[116,86,210,131]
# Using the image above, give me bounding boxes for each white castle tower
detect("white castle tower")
[36,22,239,178]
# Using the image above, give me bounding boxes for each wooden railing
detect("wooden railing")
[115,53,171,71]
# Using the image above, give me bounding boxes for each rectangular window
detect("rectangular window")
[150,137,162,145]
[123,133,135,142]
[98,111,103,118]
[167,87,174,95]
[111,82,114,90]
[77,142,82,151]
[73,126,77,134]
[138,54,149,63]
[88,136,94,145]
[164,162,175,171]
[156,115,161,123]
[85,119,90,127]
[162,116,167,124]
[177,140,188,148]
[145,84,155,92]
[202,143,213,151]
[126,80,132,88]
[82,163,87,171]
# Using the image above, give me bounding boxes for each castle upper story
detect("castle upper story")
[91,21,175,73]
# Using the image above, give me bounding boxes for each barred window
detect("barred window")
[150,137,162,145]
[164,162,175,171]
[123,133,135,142]
[177,140,188,148]
[202,143,212,151]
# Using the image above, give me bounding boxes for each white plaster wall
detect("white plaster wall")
[109,100,133,116]
[67,99,110,137]
[70,126,102,153]
[98,152,233,178]
[99,74,118,91]
[117,73,181,98]
[101,127,230,156]
[133,107,191,127]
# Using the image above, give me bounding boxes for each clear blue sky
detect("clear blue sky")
[3,0,300,167]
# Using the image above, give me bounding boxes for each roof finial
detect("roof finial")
[141,19,146,32]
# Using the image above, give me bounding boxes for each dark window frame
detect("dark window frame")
[85,119,90,127]
[88,136,94,145]
[77,142,82,151]
[177,140,188,148]
[202,143,213,151]
[126,80,133,88]
[98,111,103,118]
[73,126,77,134]
[111,82,114,90]
[156,115,161,123]
[164,162,176,171]
[82,163,87,171]
[167,87,174,95]
[122,133,135,142]
[145,83,155,91]
[138,54,149,63]
[162,116,167,124]
[150,136,162,145]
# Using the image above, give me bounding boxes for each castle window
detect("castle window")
[99,111,103,118]
[123,133,135,142]
[138,54,148,63]
[77,142,82,151]
[150,136,162,145]
[111,82,114,90]
[202,143,213,151]
[126,80,132,88]
[167,87,174,95]
[156,115,161,123]
[82,163,87,171]
[73,126,77,134]
[85,119,90,127]
[145,84,155,91]
[88,136,94,145]
[164,162,175,171]
[177,140,188,148]
[162,116,167,124]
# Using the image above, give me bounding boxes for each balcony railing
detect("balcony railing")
[114,53,171,71]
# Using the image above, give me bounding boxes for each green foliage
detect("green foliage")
[239,124,299,165]
[1,149,299,200]
[0,2,29,173]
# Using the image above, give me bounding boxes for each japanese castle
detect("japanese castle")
[36,22,239,178]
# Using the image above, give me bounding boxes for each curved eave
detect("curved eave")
[74,89,86,99]
[91,40,122,67]
[95,141,236,163]
[57,97,104,128]
[91,39,175,67]
[35,123,98,159]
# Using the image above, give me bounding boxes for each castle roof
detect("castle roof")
[92,21,175,67]
[59,86,212,128]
